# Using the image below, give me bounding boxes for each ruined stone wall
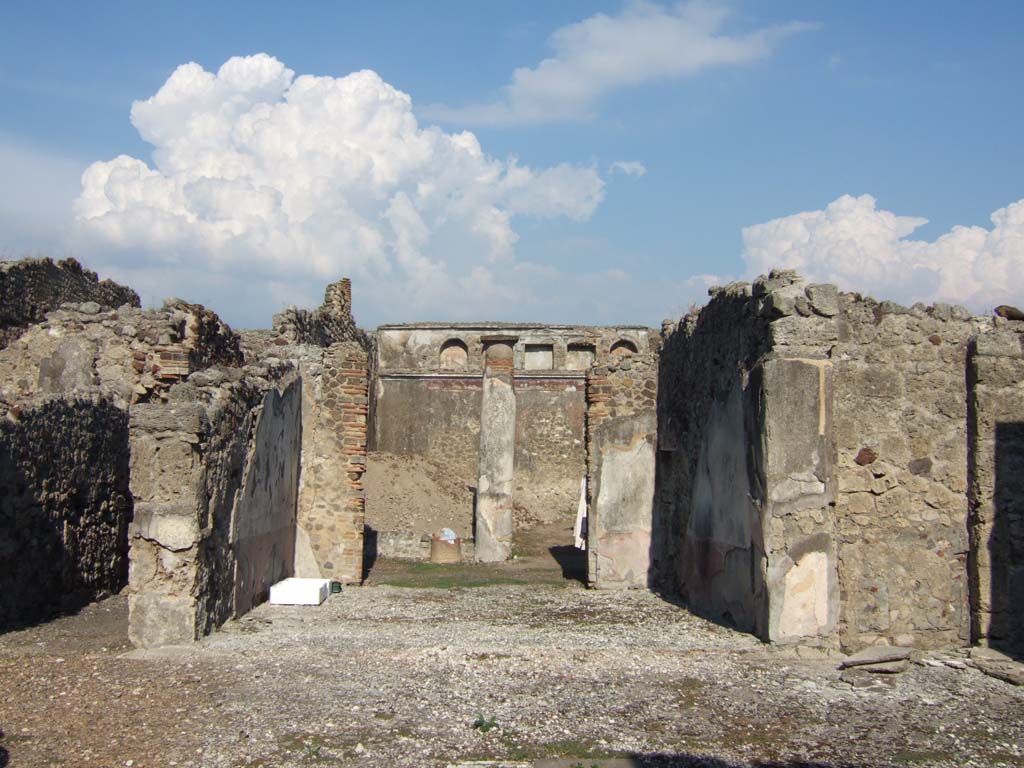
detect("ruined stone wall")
[0,257,139,349]
[828,295,981,650]
[293,342,368,583]
[0,396,131,628]
[374,376,586,527]
[272,278,371,351]
[243,278,371,584]
[968,323,1024,654]
[375,324,654,374]
[128,366,301,647]
[586,353,658,588]
[0,300,241,406]
[658,270,994,650]
[367,530,478,561]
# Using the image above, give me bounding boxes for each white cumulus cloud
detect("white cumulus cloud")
[73,54,607,325]
[741,194,1024,311]
[424,1,813,125]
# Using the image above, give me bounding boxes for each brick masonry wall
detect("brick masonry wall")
[294,342,368,583]
[968,323,1024,654]
[0,257,139,349]
[0,396,131,628]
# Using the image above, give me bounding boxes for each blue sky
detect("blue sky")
[1,1,1022,328]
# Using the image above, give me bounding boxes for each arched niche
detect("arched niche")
[439,338,469,370]
[610,339,639,357]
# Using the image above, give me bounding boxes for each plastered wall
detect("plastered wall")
[127,368,302,647]
[372,324,654,530]
[586,353,658,589]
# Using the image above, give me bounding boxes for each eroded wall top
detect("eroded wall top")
[0,258,140,349]
[0,298,242,406]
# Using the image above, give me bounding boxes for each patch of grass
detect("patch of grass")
[713,714,788,759]
[373,561,534,589]
[892,748,955,764]
[303,737,323,759]
[468,651,514,662]
[533,739,621,760]
[672,676,707,707]
[505,742,530,760]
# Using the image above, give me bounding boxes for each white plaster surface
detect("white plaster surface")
[777,551,830,639]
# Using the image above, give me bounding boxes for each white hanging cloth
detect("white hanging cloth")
[573,477,587,550]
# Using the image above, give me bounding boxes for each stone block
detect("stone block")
[761,358,831,486]
[132,502,200,551]
[269,578,330,606]
[128,592,197,647]
[806,284,839,317]
[974,329,1023,358]
[768,315,836,349]
[130,401,207,434]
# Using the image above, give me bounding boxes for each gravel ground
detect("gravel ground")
[2,571,1023,768]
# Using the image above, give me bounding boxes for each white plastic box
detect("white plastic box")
[269,577,330,606]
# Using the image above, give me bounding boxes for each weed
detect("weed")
[303,736,323,760]
[278,733,331,763]
[471,714,499,733]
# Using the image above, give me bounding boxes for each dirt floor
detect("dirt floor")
[2,546,1023,768]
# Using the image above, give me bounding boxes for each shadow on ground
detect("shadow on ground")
[627,755,863,768]
[548,544,587,584]
[362,524,380,581]
[523,755,864,768]
[0,589,101,636]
